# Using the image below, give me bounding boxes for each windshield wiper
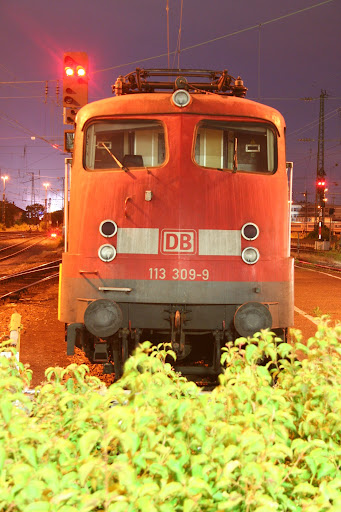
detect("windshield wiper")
[100,142,128,172]
[233,137,238,172]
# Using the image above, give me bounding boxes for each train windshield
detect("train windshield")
[194,121,276,173]
[85,120,165,170]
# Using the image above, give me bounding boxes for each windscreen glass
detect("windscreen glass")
[194,121,276,173]
[85,119,165,170]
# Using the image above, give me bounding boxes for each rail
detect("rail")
[0,260,61,300]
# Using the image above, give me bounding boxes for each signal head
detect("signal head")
[63,52,89,122]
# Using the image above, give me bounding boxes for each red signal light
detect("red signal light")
[317,180,326,187]
[65,66,74,77]
[76,66,86,77]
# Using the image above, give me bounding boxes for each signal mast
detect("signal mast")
[315,90,327,239]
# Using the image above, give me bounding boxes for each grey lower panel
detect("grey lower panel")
[66,276,292,303]
[60,277,294,329]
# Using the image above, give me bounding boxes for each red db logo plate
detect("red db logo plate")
[161,230,197,254]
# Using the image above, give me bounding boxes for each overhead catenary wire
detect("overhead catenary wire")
[75,0,334,75]
[0,111,63,151]
[172,0,184,69]
[287,108,341,138]
[0,0,335,94]
[92,0,335,75]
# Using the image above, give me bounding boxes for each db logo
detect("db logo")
[161,230,197,254]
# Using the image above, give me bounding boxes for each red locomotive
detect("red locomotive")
[58,69,294,377]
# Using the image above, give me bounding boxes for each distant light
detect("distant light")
[31,136,36,140]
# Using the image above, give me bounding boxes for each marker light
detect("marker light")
[172,89,191,108]
[98,244,116,262]
[242,247,260,265]
[99,220,118,238]
[241,223,259,241]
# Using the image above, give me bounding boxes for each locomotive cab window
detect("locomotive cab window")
[85,120,165,170]
[194,121,276,173]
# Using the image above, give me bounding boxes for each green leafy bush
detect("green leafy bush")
[1,319,341,511]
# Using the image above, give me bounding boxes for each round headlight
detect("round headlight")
[98,244,116,262]
[241,223,259,241]
[99,219,117,238]
[242,247,259,265]
[172,89,191,108]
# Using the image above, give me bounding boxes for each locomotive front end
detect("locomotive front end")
[59,69,294,378]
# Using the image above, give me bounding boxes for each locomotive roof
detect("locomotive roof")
[76,92,285,134]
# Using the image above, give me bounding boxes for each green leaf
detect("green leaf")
[245,344,258,364]
[108,504,129,512]
[166,458,184,478]
[214,493,243,510]
[183,499,197,512]
[256,366,272,384]
[58,507,80,512]
[0,445,6,474]
[293,482,317,496]
[78,460,98,486]
[137,482,160,497]
[20,445,38,468]
[295,343,309,354]
[24,502,51,512]
[317,462,336,480]
[0,400,12,423]
[223,444,239,462]
[78,430,101,458]
[148,462,169,479]
[291,438,309,454]
[8,462,32,487]
[223,460,240,477]
[159,482,184,500]
[119,432,140,454]
[276,342,293,358]
[187,477,213,497]
[305,456,317,476]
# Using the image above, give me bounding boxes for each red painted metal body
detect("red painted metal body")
[59,89,293,372]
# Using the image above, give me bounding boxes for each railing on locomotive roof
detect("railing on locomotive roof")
[113,68,248,98]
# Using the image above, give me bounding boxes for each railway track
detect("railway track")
[0,230,42,239]
[294,257,341,274]
[0,259,61,300]
[0,235,47,262]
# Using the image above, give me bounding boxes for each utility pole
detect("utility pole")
[1,175,9,225]
[316,90,327,238]
[26,172,35,205]
[43,182,50,224]
[301,191,308,234]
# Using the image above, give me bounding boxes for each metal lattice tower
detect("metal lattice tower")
[316,90,327,225]
[317,90,327,181]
